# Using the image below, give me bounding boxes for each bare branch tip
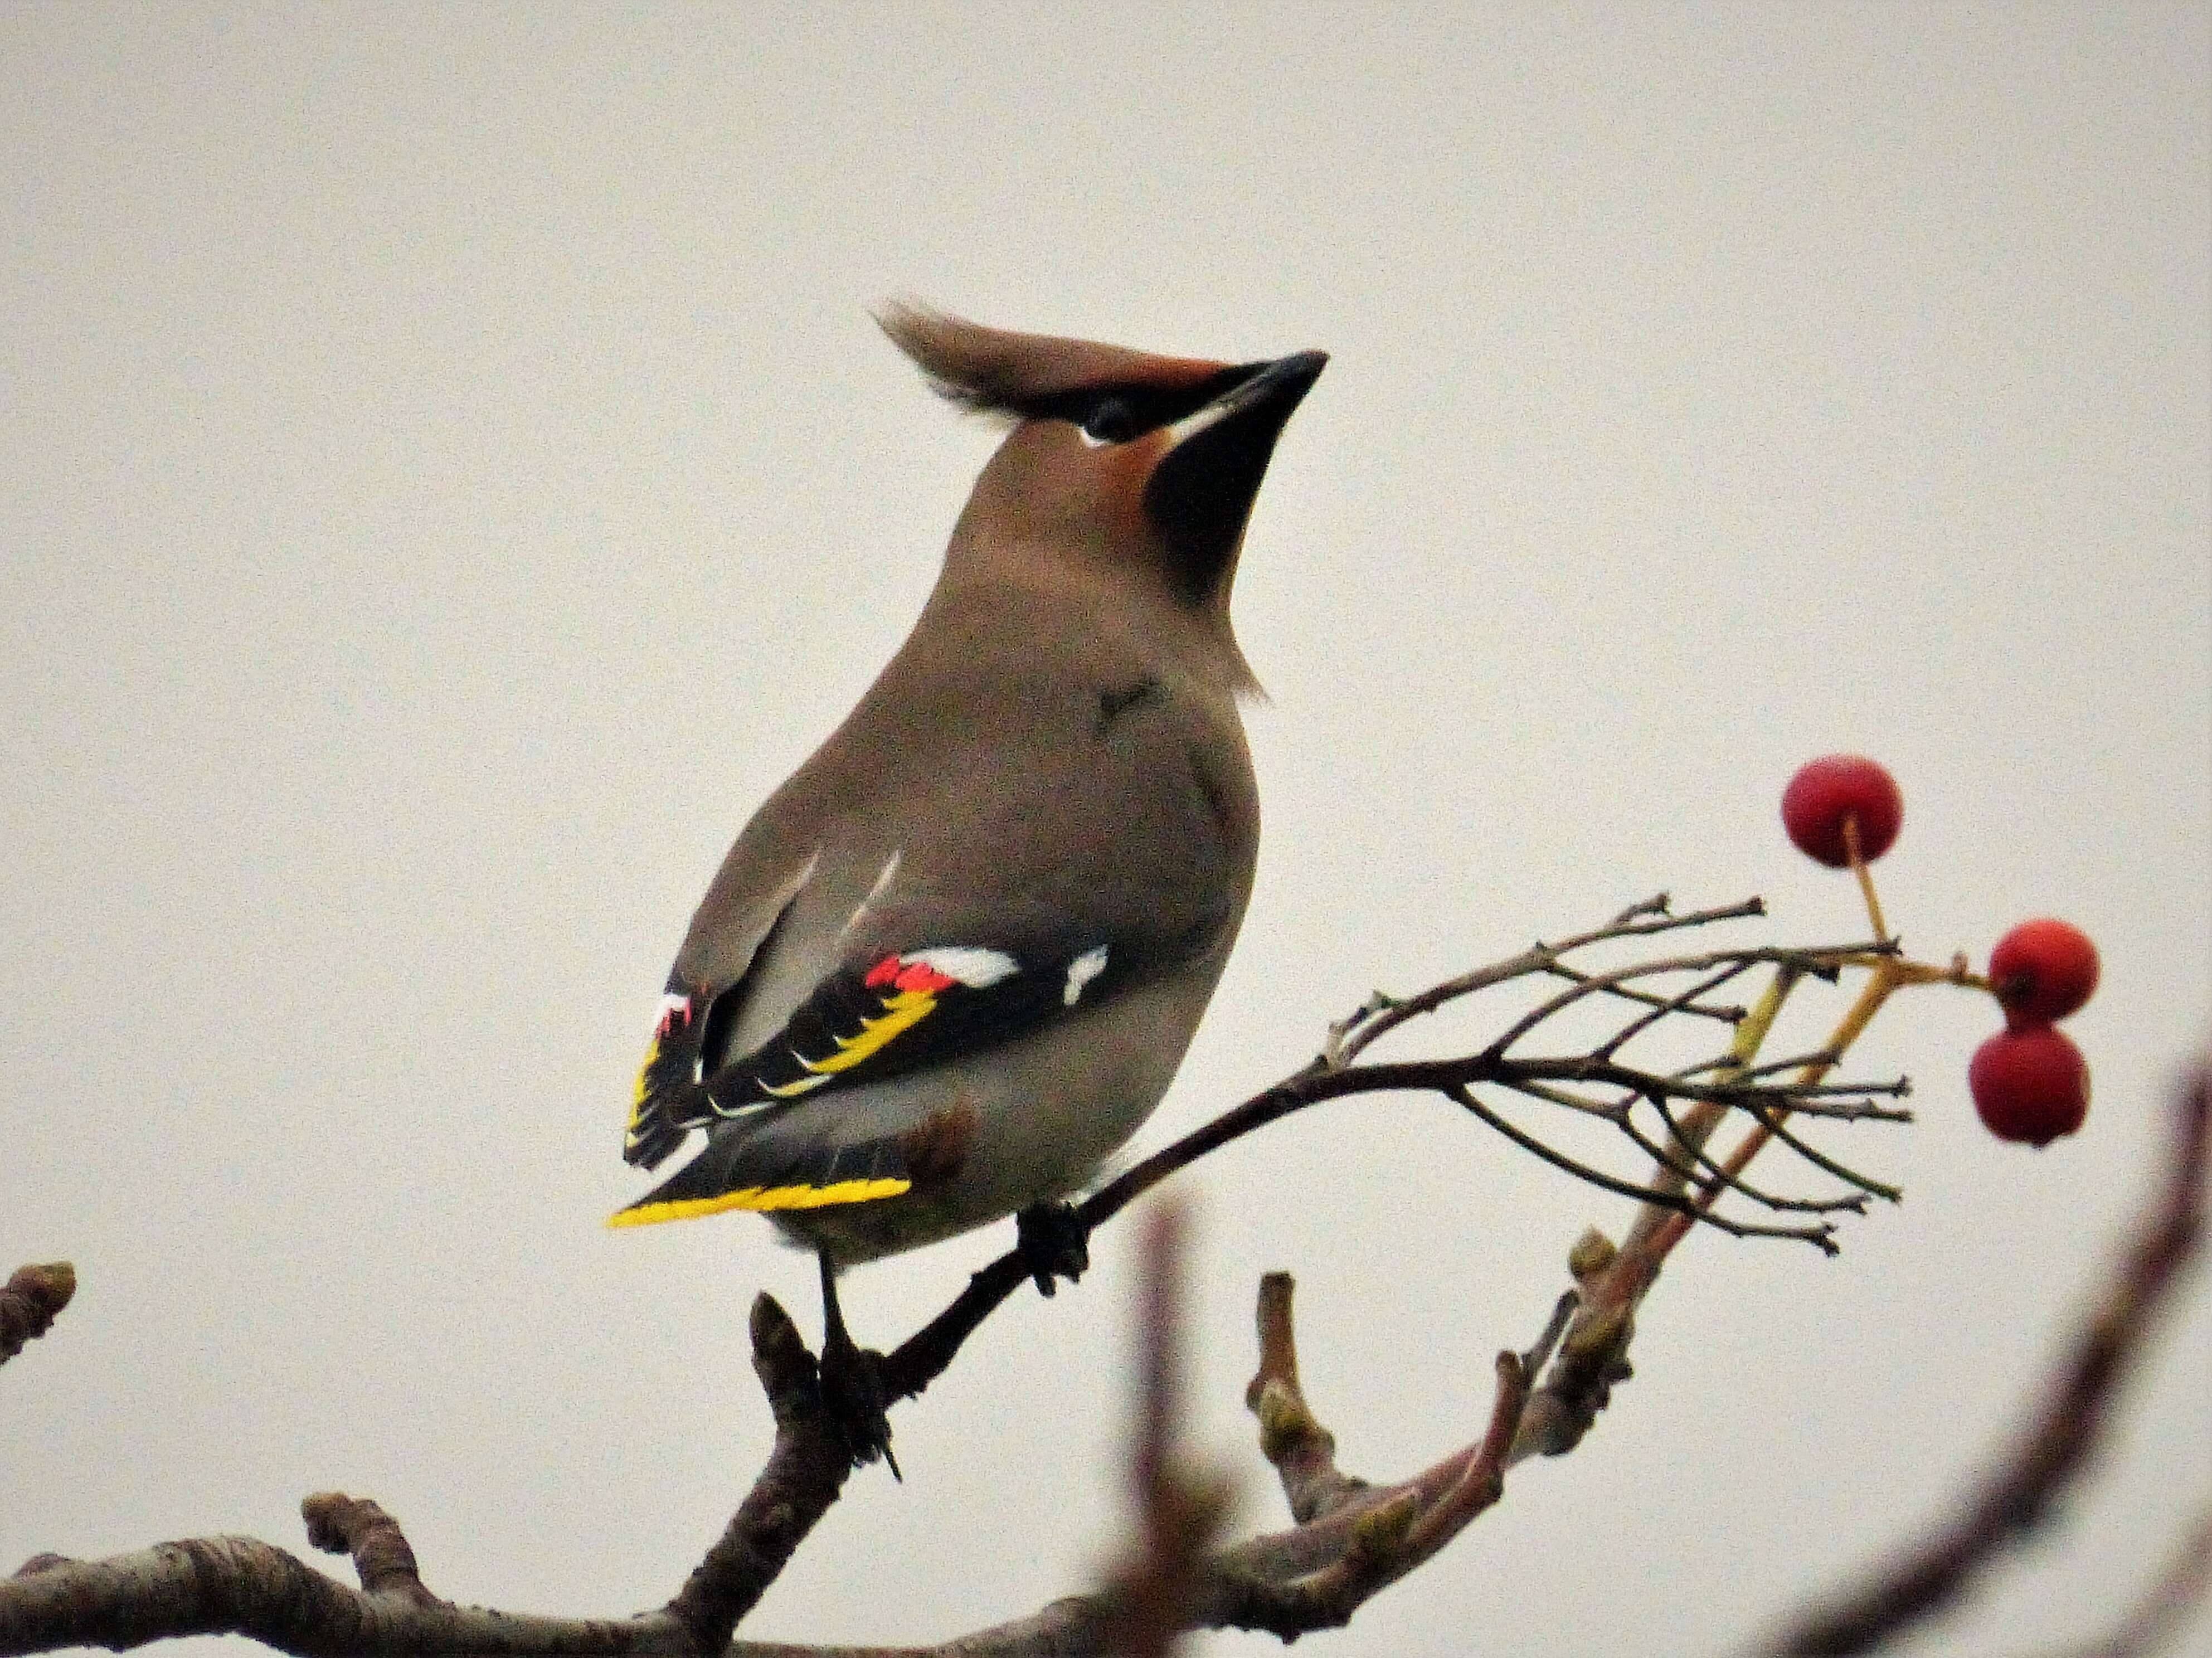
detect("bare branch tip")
[748,1290,803,1358]
[300,1491,351,1553]
[1523,1291,1581,1376]
[6,1260,75,1305]
[1,1262,76,1365]
[1255,1271,1296,1344]
[1610,894,1672,926]
[1247,1272,1301,1406]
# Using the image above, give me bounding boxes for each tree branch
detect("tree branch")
[0,1263,74,1367]
[884,899,1907,1401]
[0,896,1927,1656]
[0,1295,852,1657]
[8,911,2191,1658]
[1,1534,675,1656]
[663,1296,855,1654]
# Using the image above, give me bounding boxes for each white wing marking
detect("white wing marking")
[1063,945,1109,1006]
[905,945,1020,988]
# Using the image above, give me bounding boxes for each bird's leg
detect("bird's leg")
[815,1248,898,1479]
[1014,1200,1091,1298]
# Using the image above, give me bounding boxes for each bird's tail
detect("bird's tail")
[609,1123,912,1229]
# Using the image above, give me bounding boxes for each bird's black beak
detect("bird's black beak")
[1143,349,1327,603]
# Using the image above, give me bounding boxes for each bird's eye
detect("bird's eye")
[1081,397,1140,446]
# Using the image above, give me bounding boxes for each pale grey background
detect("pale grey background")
[4,7,2208,1657]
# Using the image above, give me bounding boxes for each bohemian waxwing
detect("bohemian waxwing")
[611,306,1324,1464]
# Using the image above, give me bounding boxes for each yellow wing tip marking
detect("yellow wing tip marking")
[606,1176,912,1228]
[628,1031,662,1125]
[800,986,939,1079]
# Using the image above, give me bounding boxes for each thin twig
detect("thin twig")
[1590,960,1758,1058]
[1450,1085,1840,1251]
[1479,942,1878,1065]
[1729,1098,1903,1203]
[1329,896,1768,1066]
[1539,959,1747,1027]
[1645,1096,1870,1216]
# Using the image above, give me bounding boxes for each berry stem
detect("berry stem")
[1843,814,1890,944]
[1723,963,1800,1079]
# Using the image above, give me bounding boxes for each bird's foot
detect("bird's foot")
[1014,1201,1090,1298]
[818,1326,899,1479]
[814,1248,898,1477]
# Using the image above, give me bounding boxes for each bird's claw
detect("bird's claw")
[817,1330,899,1479]
[1015,1202,1090,1298]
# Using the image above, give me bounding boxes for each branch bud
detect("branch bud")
[1567,1229,1617,1281]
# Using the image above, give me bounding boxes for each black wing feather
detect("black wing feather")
[627,944,1122,1168]
[712,945,1119,1111]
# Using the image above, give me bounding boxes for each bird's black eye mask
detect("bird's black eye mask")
[1022,363,1268,445]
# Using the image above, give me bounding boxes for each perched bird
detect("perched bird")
[612,306,1324,1464]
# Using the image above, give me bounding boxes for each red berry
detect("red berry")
[1988,918,2099,1026]
[1781,755,1904,867]
[1968,1025,2090,1145]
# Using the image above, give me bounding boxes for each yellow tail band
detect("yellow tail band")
[606,1175,912,1228]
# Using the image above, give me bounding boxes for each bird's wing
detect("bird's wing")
[621,854,815,1169]
[619,831,1141,1181]
[723,940,1114,1105]
[608,939,1119,1225]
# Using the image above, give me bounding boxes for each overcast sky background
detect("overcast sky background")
[4,8,2208,1657]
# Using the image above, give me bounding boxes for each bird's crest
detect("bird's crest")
[876,302,1247,432]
